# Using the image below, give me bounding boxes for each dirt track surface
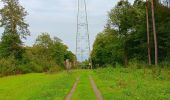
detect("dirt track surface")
[65,77,80,100]
[89,76,103,100]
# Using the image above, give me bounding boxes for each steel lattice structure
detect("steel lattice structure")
[163,0,170,7]
[160,0,170,7]
[76,0,92,67]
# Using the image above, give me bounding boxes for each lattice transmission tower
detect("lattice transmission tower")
[163,0,170,7]
[160,0,170,7]
[76,0,92,68]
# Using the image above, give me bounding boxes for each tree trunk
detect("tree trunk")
[151,0,158,66]
[146,0,152,65]
[124,44,128,67]
[124,51,128,67]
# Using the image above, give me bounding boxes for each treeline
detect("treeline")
[0,0,76,76]
[91,0,170,68]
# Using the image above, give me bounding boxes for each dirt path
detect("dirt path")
[89,76,103,100]
[65,77,80,100]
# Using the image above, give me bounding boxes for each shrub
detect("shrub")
[0,57,18,76]
[159,61,170,69]
[115,63,124,68]
[48,66,63,73]
[128,59,146,69]
[18,62,43,74]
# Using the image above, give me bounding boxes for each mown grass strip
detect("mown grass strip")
[0,71,78,100]
[89,76,103,100]
[65,77,80,100]
[93,68,170,100]
[72,70,96,100]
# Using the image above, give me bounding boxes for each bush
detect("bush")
[115,63,124,68]
[0,57,45,76]
[18,62,43,74]
[0,57,18,76]
[48,66,63,73]
[128,59,146,69]
[159,61,170,69]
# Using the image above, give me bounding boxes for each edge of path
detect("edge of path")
[89,76,103,100]
[65,77,80,100]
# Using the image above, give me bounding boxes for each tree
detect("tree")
[0,0,30,59]
[31,33,76,70]
[151,0,158,65]
[154,0,170,62]
[35,33,53,48]
[91,0,170,68]
[132,0,170,63]
[91,28,123,68]
[108,0,136,66]
[146,0,152,65]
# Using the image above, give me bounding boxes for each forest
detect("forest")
[91,0,170,68]
[0,0,76,76]
[0,0,170,99]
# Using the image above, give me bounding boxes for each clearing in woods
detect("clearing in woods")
[0,68,170,100]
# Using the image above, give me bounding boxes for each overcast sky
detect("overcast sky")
[0,0,134,54]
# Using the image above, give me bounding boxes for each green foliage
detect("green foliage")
[0,32,24,59]
[159,61,170,68]
[18,62,43,73]
[128,59,146,69]
[0,72,78,100]
[91,29,123,68]
[0,0,30,59]
[154,2,170,61]
[0,0,31,75]
[65,51,76,62]
[48,66,63,73]
[23,33,76,73]
[0,0,30,37]
[93,67,170,99]
[0,33,76,75]
[0,57,18,76]
[91,0,170,67]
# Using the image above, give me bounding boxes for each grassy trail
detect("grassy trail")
[0,69,170,100]
[0,72,78,100]
[71,70,97,100]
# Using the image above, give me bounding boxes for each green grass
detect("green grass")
[0,71,78,100]
[0,68,170,100]
[72,70,96,100]
[93,67,170,100]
